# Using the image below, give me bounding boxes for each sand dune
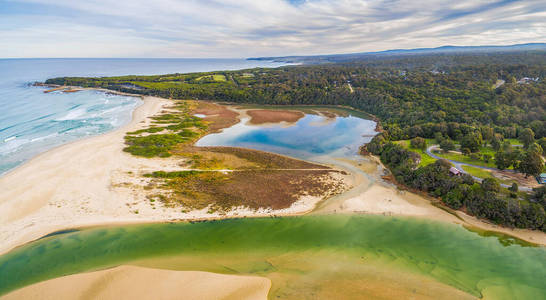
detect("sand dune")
[0,266,271,300]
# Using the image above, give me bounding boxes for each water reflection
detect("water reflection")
[196,113,377,159]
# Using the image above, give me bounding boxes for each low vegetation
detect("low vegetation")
[47,51,546,229]
[121,100,345,211]
[146,169,343,210]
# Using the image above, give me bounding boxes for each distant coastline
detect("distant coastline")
[247,42,546,64]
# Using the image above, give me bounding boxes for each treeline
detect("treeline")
[46,52,546,140]
[367,135,546,231]
[46,52,546,230]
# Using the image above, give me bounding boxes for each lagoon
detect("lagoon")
[196,109,377,160]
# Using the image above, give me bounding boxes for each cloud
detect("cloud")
[1,0,545,57]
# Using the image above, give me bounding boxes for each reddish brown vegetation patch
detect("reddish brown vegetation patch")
[200,146,330,169]
[193,102,239,133]
[319,111,337,118]
[247,109,304,125]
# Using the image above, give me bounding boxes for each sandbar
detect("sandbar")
[0,265,270,300]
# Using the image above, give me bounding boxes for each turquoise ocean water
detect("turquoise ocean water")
[0,58,286,175]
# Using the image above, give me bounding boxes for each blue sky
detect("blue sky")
[1,0,545,58]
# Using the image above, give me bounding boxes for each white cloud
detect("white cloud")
[1,0,545,57]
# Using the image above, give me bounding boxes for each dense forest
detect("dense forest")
[46,51,546,231]
[46,52,546,139]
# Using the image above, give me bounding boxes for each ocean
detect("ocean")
[0,58,287,175]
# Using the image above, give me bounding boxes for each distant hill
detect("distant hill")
[248,43,546,64]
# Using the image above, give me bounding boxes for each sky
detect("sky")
[1,0,545,58]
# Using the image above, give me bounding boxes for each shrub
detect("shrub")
[439,139,455,152]
[123,134,187,157]
[509,183,518,193]
[410,137,427,150]
[481,178,500,193]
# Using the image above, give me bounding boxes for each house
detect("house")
[538,173,546,185]
[449,167,461,176]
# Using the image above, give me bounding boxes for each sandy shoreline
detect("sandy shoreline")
[1,93,545,298]
[0,265,271,300]
[0,96,344,256]
[1,94,545,255]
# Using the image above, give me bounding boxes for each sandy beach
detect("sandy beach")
[0,97,343,256]
[313,156,546,245]
[0,266,271,300]
[1,96,544,256]
[1,95,545,299]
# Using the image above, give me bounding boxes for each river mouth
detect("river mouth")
[1,215,545,299]
[1,105,545,299]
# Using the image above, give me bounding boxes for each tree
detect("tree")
[518,149,544,178]
[410,137,427,150]
[494,150,512,170]
[520,128,535,149]
[440,139,455,152]
[481,178,500,193]
[529,143,543,156]
[538,138,546,155]
[461,132,482,153]
[434,132,444,144]
[491,133,503,151]
[509,183,518,193]
[444,186,465,209]
[480,126,494,143]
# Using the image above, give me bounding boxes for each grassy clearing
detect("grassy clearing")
[478,146,497,156]
[433,151,498,168]
[461,165,494,179]
[505,138,523,146]
[396,140,436,167]
[196,74,227,82]
[461,165,515,185]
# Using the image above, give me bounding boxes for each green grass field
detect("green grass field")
[505,138,523,146]
[396,140,436,167]
[434,151,498,168]
[461,165,495,179]
[478,146,497,156]
[196,74,227,82]
[461,165,515,185]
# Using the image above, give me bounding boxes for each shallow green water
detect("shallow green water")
[0,215,545,299]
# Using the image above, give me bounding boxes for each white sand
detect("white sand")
[1,95,545,299]
[0,96,544,256]
[0,96,343,255]
[315,157,546,245]
[313,157,458,222]
[0,265,271,300]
